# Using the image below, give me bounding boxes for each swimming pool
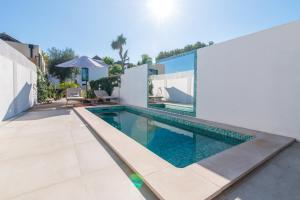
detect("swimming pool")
[87,106,253,168]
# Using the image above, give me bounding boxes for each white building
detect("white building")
[75,62,109,86]
[48,57,109,87]
[0,33,46,73]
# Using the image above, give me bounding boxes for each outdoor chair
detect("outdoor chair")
[94,89,119,102]
[66,88,84,105]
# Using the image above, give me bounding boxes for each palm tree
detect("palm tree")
[137,54,152,65]
[111,34,129,73]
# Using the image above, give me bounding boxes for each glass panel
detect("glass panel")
[81,67,89,82]
[148,51,196,116]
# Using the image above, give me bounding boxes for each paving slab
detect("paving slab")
[215,142,300,200]
[0,107,154,200]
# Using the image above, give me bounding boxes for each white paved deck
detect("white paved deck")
[1,103,298,200]
[215,142,300,200]
[0,106,157,200]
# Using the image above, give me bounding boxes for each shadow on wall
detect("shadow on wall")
[165,87,193,104]
[3,82,32,121]
[3,82,71,121]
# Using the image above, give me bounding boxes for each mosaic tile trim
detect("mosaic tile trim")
[87,105,254,143]
[148,104,195,116]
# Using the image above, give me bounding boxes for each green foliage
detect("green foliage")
[109,64,122,76]
[100,56,123,76]
[47,83,57,99]
[47,47,79,82]
[156,41,214,61]
[59,81,79,90]
[137,54,152,65]
[102,56,114,65]
[37,70,49,103]
[90,76,120,96]
[148,80,153,96]
[37,69,59,102]
[111,34,127,49]
[57,81,79,98]
[111,34,129,72]
[127,63,136,68]
[86,89,96,98]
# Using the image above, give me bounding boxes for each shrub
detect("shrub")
[109,64,122,76]
[37,70,48,103]
[90,76,120,96]
[148,80,153,96]
[59,81,79,90]
[58,81,79,97]
[86,89,96,98]
[47,83,56,99]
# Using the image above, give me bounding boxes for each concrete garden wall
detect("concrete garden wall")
[0,39,37,120]
[196,20,300,140]
[119,64,148,107]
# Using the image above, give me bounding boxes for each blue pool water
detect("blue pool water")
[88,106,250,168]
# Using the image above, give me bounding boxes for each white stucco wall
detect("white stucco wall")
[196,20,300,140]
[0,39,37,120]
[150,70,194,104]
[119,65,148,107]
[76,66,108,86]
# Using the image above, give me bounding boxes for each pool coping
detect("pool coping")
[74,105,295,200]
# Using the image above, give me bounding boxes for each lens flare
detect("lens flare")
[147,0,176,23]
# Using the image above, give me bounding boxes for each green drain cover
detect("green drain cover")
[129,173,144,189]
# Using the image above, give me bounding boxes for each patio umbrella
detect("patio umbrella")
[56,56,108,68]
[56,56,108,91]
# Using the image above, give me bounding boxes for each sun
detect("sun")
[147,0,176,23]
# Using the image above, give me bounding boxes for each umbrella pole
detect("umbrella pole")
[85,81,88,98]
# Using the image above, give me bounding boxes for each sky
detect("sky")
[1,0,300,64]
[159,52,195,74]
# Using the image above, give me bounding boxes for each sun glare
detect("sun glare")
[147,0,176,23]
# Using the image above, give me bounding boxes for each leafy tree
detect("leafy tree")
[47,47,79,82]
[111,34,129,72]
[101,56,122,76]
[156,41,214,61]
[137,54,153,65]
[109,64,122,76]
[102,56,114,65]
[90,76,120,96]
[208,41,214,46]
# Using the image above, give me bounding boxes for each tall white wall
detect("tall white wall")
[0,39,37,120]
[150,70,194,104]
[196,20,300,140]
[119,65,148,107]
